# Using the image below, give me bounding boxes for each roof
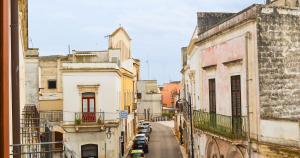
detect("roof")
[110,27,132,40]
[195,4,261,45]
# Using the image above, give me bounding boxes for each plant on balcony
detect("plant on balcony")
[75,118,81,125]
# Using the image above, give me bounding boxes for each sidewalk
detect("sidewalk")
[158,121,188,158]
[124,137,134,158]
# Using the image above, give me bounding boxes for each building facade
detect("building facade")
[37,27,140,157]
[180,0,300,158]
[137,80,162,120]
[161,81,181,112]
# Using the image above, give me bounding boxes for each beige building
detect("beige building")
[179,0,300,158]
[38,27,140,157]
[137,80,162,120]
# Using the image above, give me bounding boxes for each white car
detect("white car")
[135,133,149,142]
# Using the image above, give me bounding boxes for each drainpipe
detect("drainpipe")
[1,0,10,156]
[245,32,252,158]
[11,0,20,157]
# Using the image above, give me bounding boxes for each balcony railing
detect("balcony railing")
[75,112,104,125]
[193,110,247,140]
[40,111,63,122]
[10,142,64,157]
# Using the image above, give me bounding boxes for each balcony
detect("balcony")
[40,111,63,122]
[74,112,105,125]
[193,110,247,140]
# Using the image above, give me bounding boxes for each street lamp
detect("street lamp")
[188,95,194,158]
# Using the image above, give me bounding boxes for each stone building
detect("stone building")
[137,80,162,120]
[179,0,300,157]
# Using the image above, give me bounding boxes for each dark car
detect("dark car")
[132,140,149,153]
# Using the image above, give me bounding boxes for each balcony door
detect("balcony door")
[82,92,96,122]
[231,75,242,134]
[208,79,216,127]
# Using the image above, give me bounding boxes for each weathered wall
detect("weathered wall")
[197,12,235,34]
[137,80,162,117]
[25,56,39,105]
[257,7,300,120]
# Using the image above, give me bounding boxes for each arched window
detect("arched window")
[81,144,98,158]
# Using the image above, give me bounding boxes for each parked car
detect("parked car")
[135,134,148,142]
[138,125,150,132]
[128,149,145,158]
[142,122,152,132]
[132,139,149,153]
[138,129,150,140]
[138,120,145,126]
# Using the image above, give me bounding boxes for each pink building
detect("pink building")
[180,0,300,158]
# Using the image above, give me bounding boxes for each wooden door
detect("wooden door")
[82,93,96,122]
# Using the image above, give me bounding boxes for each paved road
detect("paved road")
[146,122,183,158]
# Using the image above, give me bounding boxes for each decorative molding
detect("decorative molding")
[223,58,243,66]
[77,84,100,94]
[202,64,217,70]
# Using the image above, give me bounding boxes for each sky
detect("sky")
[29,0,264,85]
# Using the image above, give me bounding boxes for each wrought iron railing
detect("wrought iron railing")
[75,112,105,125]
[193,110,247,140]
[40,111,63,122]
[10,142,64,157]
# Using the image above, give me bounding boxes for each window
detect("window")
[208,79,216,114]
[209,78,216,127]
[231,75,241,117]
[137,93,142,99]
[48,80,56,89]
[231,75,242,134]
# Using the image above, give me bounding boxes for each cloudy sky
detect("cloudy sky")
[29,0,264,84]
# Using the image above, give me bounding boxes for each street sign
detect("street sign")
[120,110,128,119]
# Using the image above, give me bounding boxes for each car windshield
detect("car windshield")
[134,140,145,144]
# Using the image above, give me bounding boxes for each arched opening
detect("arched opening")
[206,139,220,158]
[81,144,98,158]
[226,145,245,158]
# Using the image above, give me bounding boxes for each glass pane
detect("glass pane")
[83,99,88,112]
[89,99,95,112]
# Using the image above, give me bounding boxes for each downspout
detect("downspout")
[1,0,10,156]
[11,0,20,157]
[245,32,252,158]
